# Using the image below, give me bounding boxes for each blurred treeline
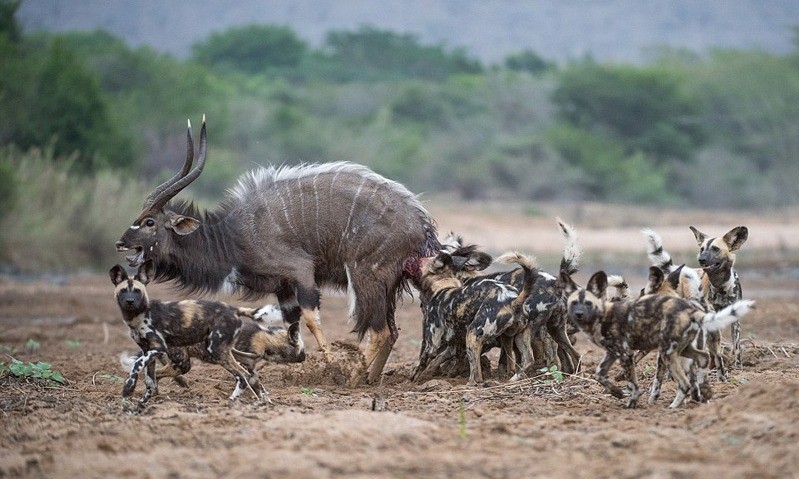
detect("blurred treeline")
[1,0,799,272]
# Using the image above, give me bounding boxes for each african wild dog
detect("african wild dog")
[436,219,584,375]
[643,226,748,378]
[122,318,306,395]
[562,268,754,408]
[413,251,538,385]
[110,260,296,406]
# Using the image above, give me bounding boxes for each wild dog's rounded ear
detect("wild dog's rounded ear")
[109,264,129,286]
[136,259,156,285]
[464,251,492,272]
[165,210,201,235]
[667,265,684,290]
[558,269,578,294]
[586,271,608,298]
[433,252,453,270]
[288,320,302,346]
[723,226,748,251]
[689,226,707,246]
[647,266,665,292]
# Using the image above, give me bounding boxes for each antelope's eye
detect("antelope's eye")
[145,219,155,227]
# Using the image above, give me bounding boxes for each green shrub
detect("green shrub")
[0,146,148,272]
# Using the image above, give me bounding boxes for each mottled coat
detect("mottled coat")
[111,260,291,406]
[563,269,754,408]
[644,226,748,378]
[413,251,538,385]
[436,218,583,374]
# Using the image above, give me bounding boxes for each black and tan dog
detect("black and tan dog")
[644,226,748,378]
[413,251,538,385]
[122,319,306,396]
[111,260,303,406]
[562,268,754,408]
[436,219,584,376]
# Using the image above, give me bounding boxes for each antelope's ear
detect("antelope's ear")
[586,271,608,298]
[136,259,155,285]
[689,226,707,246]
[723,226,748,251]
[165,211,201,235]
[109,265,128,286]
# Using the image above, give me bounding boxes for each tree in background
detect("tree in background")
[325,25,482,82]
[504,49,554,76]
[551,61,704,165]
[191,24,307,74]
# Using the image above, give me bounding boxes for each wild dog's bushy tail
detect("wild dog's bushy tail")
[642,228,676,273]
[702,299,755,332]
[557,217,581,276]
[119,351,139,372]
[496,252,538,311]
[249,304,283,326]
[606,275,630,301]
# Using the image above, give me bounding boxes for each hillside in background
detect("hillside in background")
[17,0,799,64]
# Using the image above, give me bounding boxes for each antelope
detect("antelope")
[115,117,440,383]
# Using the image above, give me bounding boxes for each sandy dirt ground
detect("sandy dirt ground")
[1,202,799,478]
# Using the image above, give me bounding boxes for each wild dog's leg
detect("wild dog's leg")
[595,353,625,400]
[124,347,166,403]
[531,330,548,371]
[499,335,516,378]
[681,342,711,402]
[140,361,158,405]
[705,330,727,381]
[415,347,457,382]
[619,352,641,408]
[547,321,580,374]
[648,353,668,405]
[731,319,742,369]
[510,328,535,381]
[667,350,693,409]
[465,330,484,385]
[220,351,261,401]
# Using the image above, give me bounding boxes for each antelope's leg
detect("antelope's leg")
[365,324,394,382]
[351,279,396,383]
[300,306,333,362]
[279,285,332,361]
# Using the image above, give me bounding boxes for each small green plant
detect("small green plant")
[25,339,41,351]
[458,399,467,439]
[300,386,316,396]
[0,344,19,355]
[65,339,81,349]
[1,358,66,385]
[97,373,124,383]
[408,338,422,347]
[538,364,564,384]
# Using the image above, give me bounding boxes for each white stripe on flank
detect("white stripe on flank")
[312,173,322,247]
[345,265,357,324]
[339,177,367,254]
